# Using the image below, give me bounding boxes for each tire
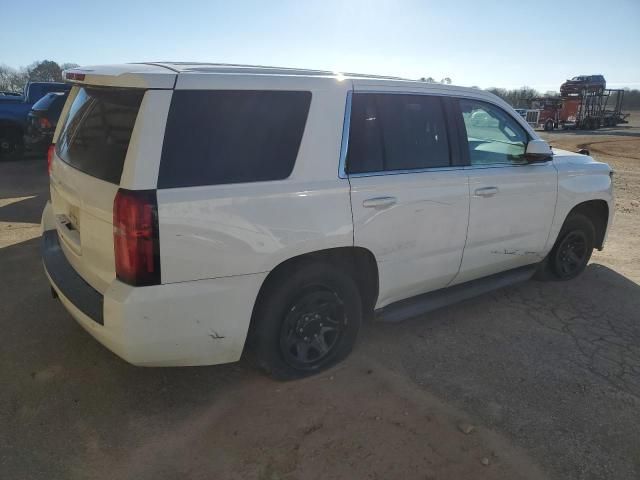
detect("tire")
[0,128,24,161]
[544,120,554,131]
[540,214,595,281]
[250,262,362,380]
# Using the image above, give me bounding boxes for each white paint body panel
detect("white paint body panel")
[158,75,352,282]
[453,162,558,284]
[43,233,266,366]
[546,149,614,250]
[49,158,119,294]
[350,170,469,308]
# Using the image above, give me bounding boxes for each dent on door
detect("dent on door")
[351,171,470,308]
[454,164,557,284]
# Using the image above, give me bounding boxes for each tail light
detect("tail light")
[47,145,55,175]
[38,117,52,129]
[113,189,161,286]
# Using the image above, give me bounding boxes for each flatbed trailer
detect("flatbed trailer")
[560,89,629,130]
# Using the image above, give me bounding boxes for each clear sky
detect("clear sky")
[1,0,639,91]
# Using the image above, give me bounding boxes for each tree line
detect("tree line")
[0,60,78,92]
[3,61,639,110]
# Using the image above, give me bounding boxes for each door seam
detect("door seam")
[445,174,471,287]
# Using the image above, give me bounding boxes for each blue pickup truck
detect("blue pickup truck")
[0,82,70,158]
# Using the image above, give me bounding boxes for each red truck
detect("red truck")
[523,89,628,131]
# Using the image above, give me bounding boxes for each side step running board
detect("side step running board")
[375,265,537,323]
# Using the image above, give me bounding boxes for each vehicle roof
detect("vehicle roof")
[61,62,539,139]
[66,62,487,96]
[142,61,409,79]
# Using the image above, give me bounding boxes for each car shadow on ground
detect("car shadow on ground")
[0,194,48,225]
[363,262,640,479]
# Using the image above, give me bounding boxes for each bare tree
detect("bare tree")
[441,77,452,85]
[486,86,541,108]
[0,64,29,92]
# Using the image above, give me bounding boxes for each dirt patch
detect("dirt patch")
[70,358,546,480]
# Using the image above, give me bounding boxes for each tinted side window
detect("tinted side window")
[346,93,451,174]
[459,99,528,166]
[158,90,311,188]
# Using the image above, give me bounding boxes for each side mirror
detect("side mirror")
[525,139,552,163]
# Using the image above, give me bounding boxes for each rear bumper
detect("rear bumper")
[42,229,104,324]
[41,206,267,367]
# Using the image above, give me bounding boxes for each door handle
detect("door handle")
[474,187,499,198]
[362,196,397,209]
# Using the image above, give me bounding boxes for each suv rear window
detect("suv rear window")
[56,87,144,184]
[32,92,67,112]
[158,90,311,188]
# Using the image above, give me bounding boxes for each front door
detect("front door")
[345,90,470,308]
[452,98,557,284]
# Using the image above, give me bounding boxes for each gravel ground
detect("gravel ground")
[1,115,639,479]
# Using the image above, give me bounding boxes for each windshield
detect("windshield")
[32,92,66,111]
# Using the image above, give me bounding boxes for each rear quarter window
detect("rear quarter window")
[56,87,144,184]
[158,90,311,189]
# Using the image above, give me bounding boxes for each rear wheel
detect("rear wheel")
[250,262,362,380]
[539,214,595,281]
[0,128,23,160]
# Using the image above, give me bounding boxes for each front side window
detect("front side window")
[459,99,528,166]
[346,93,451,174]
[158,90,311,188]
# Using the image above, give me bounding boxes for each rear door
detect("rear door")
[50,83,172,293]
[346,90,470,308]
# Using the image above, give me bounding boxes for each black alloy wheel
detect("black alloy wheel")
[553,230,589,279]
[250,261,362,380]
[280,288,346,369]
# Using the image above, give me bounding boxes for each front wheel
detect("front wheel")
[542,214,595,280]
[544,120,554,131]
[250,262,362,380]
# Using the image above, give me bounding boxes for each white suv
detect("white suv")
[41,63,614,379]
